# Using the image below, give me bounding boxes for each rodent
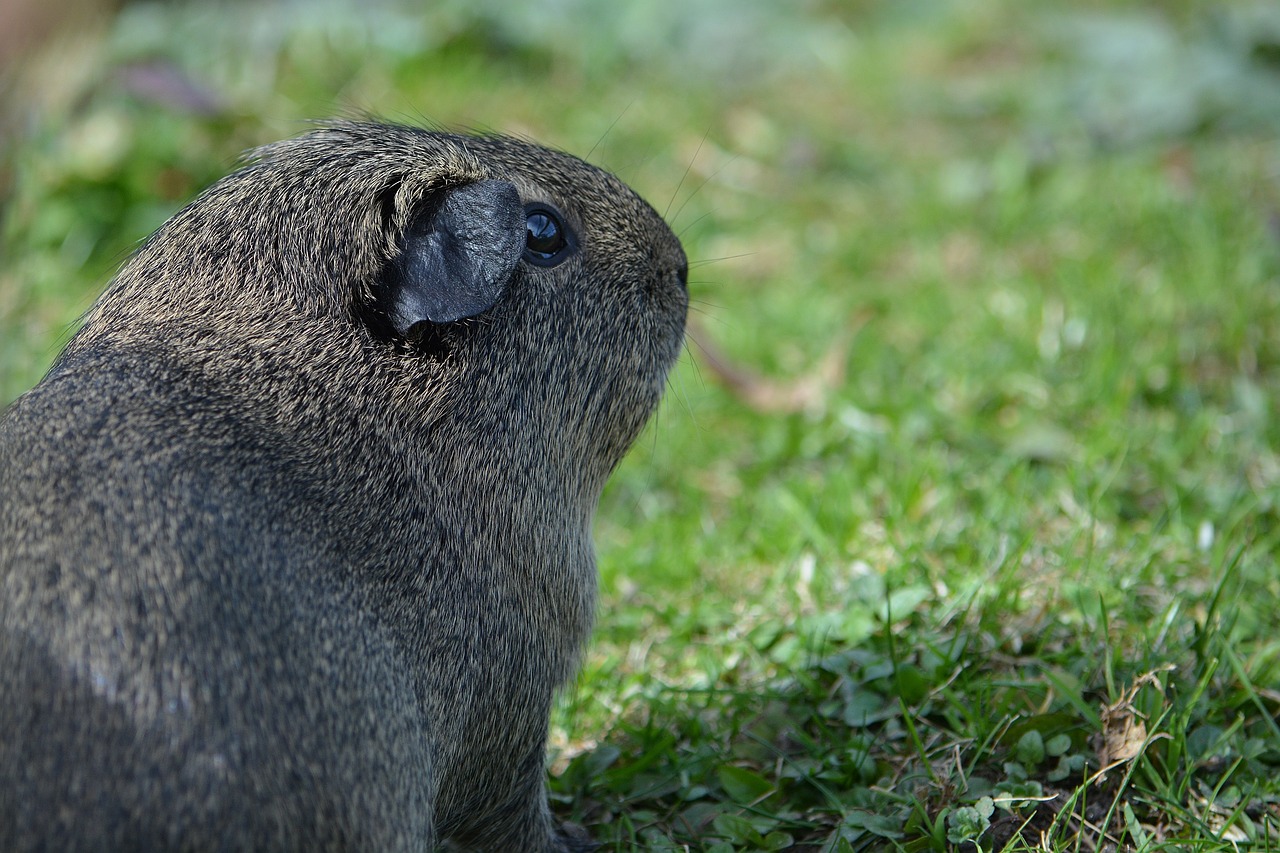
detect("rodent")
[0,121,688,851]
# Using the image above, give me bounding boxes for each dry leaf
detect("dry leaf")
[1092,666,1174,782]
[1101,711,1147,765]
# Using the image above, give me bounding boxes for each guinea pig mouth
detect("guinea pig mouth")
[364,288,462,360]
[404,320,457,359]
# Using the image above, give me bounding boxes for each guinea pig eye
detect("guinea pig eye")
[522,204,574,267]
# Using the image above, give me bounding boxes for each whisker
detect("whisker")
[687,289,726,310]
[665,128,708,220]
[688,278,727,297]
[690,252,756,267]
[684,337,710,393]
[676,211,713,240]
[686,290,725,307]
[671,152,738,231]
[586,105,632,163]
[683,328,718,362]
[665,353,697,423]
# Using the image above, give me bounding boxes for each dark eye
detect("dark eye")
[522,204,573,267]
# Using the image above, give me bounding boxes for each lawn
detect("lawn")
[3,1,1279,849]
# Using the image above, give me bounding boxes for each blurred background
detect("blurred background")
[4,1,1280,846]
[5,0,1279,405]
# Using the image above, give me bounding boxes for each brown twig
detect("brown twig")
[686,312,866,415]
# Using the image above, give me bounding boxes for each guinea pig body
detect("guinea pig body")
[0,122,688,851]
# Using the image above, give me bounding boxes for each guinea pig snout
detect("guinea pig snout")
[652,237,689,295]
[644,252,690,307]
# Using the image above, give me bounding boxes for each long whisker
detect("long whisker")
[676,211,713,239]
[689,252,756,267]
[665,129,708,220]
[586,105,632,163]
[666,347,698,422]
[671,153,738,230]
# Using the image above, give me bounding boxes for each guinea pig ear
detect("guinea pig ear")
[384,179,525,336]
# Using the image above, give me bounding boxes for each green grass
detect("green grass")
[3,0,1279,849]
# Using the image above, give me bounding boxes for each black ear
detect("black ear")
[385,179,524,335]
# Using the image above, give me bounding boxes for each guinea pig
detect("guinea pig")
[0,121,688,851]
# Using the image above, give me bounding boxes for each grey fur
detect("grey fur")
[0,122,688,851]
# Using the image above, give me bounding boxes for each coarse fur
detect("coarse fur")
[0,121,688,851]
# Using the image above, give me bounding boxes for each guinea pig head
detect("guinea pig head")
[372,129,690,477]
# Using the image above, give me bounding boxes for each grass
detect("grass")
[3,0,1279,849]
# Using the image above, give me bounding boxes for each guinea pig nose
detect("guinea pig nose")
[676,260,688,287]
